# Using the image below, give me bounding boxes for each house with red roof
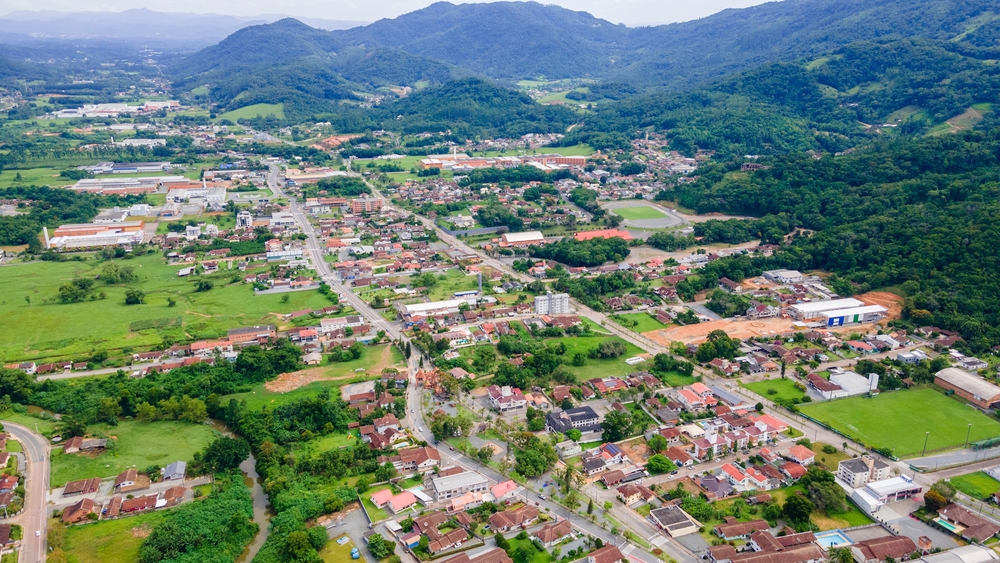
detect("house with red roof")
[786,445,816,466]
[370,489,394,508]
[387,491,418,514]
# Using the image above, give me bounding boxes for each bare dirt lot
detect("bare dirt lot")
[619,437,651,464]
[265,368,332,393]
[646,292,905,345]
[858,291,904,321]
[265,346,402,393]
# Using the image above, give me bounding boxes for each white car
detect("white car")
[419,427,424,432]
[35,530,40,537]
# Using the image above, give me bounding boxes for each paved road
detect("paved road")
[268,166,402,342]
[3,421,49,563]
[402,365,695,563]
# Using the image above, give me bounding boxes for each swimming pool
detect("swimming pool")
[815,530,853,548]
[935,518,959,532]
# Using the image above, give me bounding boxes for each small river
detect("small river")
[210,420,272,563]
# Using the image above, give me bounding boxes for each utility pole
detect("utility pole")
[922,432,930,457]
[966,424,973,448]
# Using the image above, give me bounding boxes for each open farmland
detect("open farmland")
[0,254,333,362]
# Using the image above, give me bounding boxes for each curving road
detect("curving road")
[3,421,49,563]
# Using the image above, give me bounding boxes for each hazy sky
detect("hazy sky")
[0,0,776,27]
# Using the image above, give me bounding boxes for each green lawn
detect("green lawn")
[361,485,392,522]
[661,372,697,388]
[743,379,807,404]
[216,103,285,121]
[220,345,404,410]
[427,269,481,301]
[0,167,76,189]
[0,254,335,362]
[51,420,217,487]
[0,411,58,436]
[505,538,555,563]
[799,386,1000,457]
[612,313,668,333]
[544,335,645,380]
[767,485,873,530]
[62,511,169,563]
[611,206,668,220]
[320,534,360,563]
[294,431,361,458]
[950,471,1000,499]
[810,442,850,471]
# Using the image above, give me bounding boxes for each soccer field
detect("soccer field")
[798,387,1000,457]
[612,206,668,220]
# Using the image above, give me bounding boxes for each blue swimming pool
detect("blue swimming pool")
[815,530,852,548]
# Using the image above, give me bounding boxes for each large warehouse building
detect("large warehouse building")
[499,231,545,248]
[399,297,478,318]
[44,222,146,249]
[821,305,889,327]
[935,368,1000,409]
[788,298,865,320]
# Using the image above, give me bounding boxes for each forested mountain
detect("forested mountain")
[173,19,346,78]
[563,39,1000,156]
[330,0,1000,87]
[161,0,1000,127]
[617,0,1000,88]
[373,78,578,137]
[335,1,629,79]
[660,127,1000,350]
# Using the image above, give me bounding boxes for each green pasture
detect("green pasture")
[0,254,333,363]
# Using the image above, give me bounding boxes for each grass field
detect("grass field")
[51,420,217,487]
[0,411,58,436]
[810,442,850,471]
[799,387,1000,457]
[0,254,335,362]
[221,345,404,409]
[0,167,78,189]
[320,533,360,563]
[361,485,392,522]
[216,103,285,121]
[612,206,668,220]
[661,371,697,388]
[544,335,645,380]
[427,269,480,301]
[62,511,169,563]
[768,485,873,530]
[950,471,1000,499]
[743,379,807,404]
[612,312,668,333]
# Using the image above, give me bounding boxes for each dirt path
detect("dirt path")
[369,345,397,376]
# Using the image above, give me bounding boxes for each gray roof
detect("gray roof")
[936,368,1000,402]
[164,461,187,478]
[545,406,601,433]
[432,470,488,493]
[710,386,743,406]
[839,458,870,474]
